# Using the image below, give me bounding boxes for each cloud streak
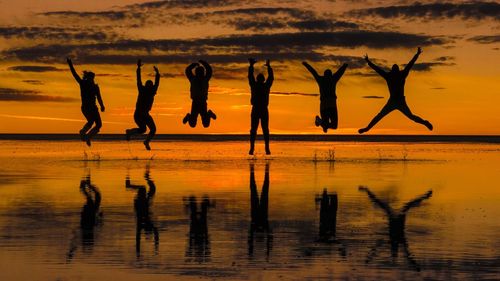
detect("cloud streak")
[0,88,76,102]
[350,1,500,21]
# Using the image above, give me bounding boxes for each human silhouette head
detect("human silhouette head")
[391,64,400,73]
[195,66,205,78]
[324,69,332,77]
[256,73,265,83]
[145,80,154,89]
[83,71,95,82]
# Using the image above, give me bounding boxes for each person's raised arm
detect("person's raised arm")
[153,66,160,91]
[136,59,143,89]
[302,61,320,82]
[401,190,432,214]
[67,58,82,83]
[199,60,212,80]
[265,59,274,86]
[402,47,422,77]
[147,179,156,200]
[333,63,348,81]
[96,85,105,112]
[185,62,197,81]
[365,54,387,78]
[359,186,393,216]
[248,58,256,85]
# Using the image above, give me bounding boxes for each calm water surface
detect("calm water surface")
[0,140,499,280]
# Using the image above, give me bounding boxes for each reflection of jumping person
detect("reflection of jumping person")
[67,174,103,261]
[185,196,211,262]
[248,58,274,155]
[303,61,348,133]
[182,60,216,128]
[126,59,160,151]
[126,168,159,257]
[359,186,433,271]
[248,162,272,257]
[359,48,433,134]
[67,58,105,147]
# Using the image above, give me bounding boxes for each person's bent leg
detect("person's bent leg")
[398,103,433,131]
[80,107,94,141]
[261,109,270,155]
[320,109,328,133]
[85,110,102,146]
[127,113,147,140]
[188,102,199,128]
[329,106,338,130]
[144,115,156,151]
[249,109,259,155]
[359,102,394,134]
[200,102,211,128]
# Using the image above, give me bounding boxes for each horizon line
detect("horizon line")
[0,134,499,143]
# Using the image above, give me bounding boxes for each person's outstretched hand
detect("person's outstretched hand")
[153,66,159,73]
[137,59,142,67]
[417,47,422,55]
[100,105,105,112]
[265,59,270,67]
[358,185,368,192]
[66,57,72,64]
[302,61,309,66]
[248,58,256,65]
[364,54,369,62]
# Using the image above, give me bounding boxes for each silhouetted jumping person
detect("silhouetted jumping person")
[126,168,159,257]
[359,48,433,134]
[248,58,274,155]
[67,58,105,147]
[248,162,272,257]
[183,60,216,128]
[303,61,348,133]
[359,186,433,271]
[126,59,160,151]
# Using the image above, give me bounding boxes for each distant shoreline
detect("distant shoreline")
[1,134,499,143]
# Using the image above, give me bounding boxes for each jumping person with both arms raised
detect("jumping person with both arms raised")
[67,58,105,147]
[126,59,160,151]
[248,58,274,155]
[359,47,433,134]
[303,61,348,133]
[183,60,217,128]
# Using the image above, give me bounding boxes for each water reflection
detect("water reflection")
[67,173,103,261]
[126,166,159,257]
[248,162,273,259]
[314,189,347,257]
[185,196,212,262]
[359,186,433,271]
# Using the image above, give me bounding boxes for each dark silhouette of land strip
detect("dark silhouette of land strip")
[2,134,500,143]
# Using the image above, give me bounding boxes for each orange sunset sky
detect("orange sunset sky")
[0,0,498,134]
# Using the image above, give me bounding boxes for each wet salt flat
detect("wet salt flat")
[0,140,499,280]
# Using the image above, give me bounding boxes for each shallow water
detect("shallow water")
[0,140,499,280]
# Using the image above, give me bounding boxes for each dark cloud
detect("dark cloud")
[41,11,127,21]
[22,80,45,85]
[8,65,63,72]
[3,31,446,66]
[468,35,500,44]
[362,95,384,99]
[0,88,76,102]
[350,1,500,21]
[404,56,455,71]
[271,91,319,97]
[288,19,359,31]
[128,0,242,9]
[0,27,111,41]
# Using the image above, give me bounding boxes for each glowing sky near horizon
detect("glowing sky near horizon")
[0,0,499,134]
